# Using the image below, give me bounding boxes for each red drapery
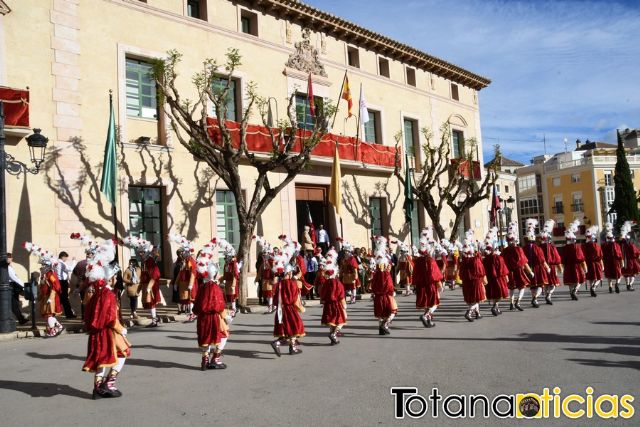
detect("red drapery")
[205,118,397,168]
[0,86,29,127]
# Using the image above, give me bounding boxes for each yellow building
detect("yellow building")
[516,135,640,242]
[1,0,491,294]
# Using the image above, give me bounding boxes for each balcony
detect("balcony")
[206,118,397,169]
[0,86,30,138]
[450,158,482,180]
[552,226,566,237]
[571,202,584,212]
[552,204,564,214]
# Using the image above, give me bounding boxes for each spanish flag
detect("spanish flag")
[341,72,353,118]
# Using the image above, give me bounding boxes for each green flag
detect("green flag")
[403,152,413,223]
[100,95,117,205]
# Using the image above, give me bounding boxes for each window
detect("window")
[451,130,464,158]
[363,109,381,144]
[519,174,536,192]
[212,77,239,121]
[216,190,239,255]
[347,46,360,68]
[403,118,418,158]
[553,196,564,214]
[406,67,416,87]
[240,9,258,36]
[126,58,157,119]
[519,197,540,216]
[410,200,421,245]
[604,170,613,186]
[572,194,583,212]
[571,173,581,183]
[129,186,165,271]
[552,177,561,187]
[369,197,388,237]
[505,185,509,193]
[187,0,206,20]
[451,83,459,101]
[378,57,390,78]
[295,93,323,131]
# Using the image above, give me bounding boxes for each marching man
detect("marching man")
[194,240,230,370]
[320,250,347,344]
[339,242,360,304]
[620,221,639,292]
[523,219,550,308]
[539,220,563,304]
[502,222,533,311]
[482,228,510,316]
[583,226,604,297]
[371,236,397,335]
[24,242,64,337]
[602,222,623,293]
[270,240,305,356]
[459,230,487,322]
[413,229,444,328]
[218,239,241,316]
[171,234,198,321]
[123,236,162,327]
[82,238,130,399]
[397,242,414,296]
[562,220,587,301]
[256,237,275,313]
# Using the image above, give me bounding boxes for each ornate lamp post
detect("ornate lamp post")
[0,102,49,333]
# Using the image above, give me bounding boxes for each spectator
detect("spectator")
[57,251,76,319]
[71,248,93,319]
[317,225,330,255]
[302,226,314,252]
[304,251,318,300]
[122,258,141,319]
[7,253,29,325]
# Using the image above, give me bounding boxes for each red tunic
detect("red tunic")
[223,259,239,301]
[414,256,443,309]
[141,258,161,309]
[314,271,327,302]
[483,253,510,300]
[602,241,623,279]
[39,270,62,318]
[339,256,360,290]
[540,243,562,286]
[371,269,397,319]
[523,243,549,286]
[621,240,640,277]
[562,243,586,285]
[273,278,305,338]
[320,278,347,327]
[177,256,198,304]
[436,258,445,274]
[502,245,531,289]
[583,242,604,281]
[193,278,228,347]
[445,256,458,281]
[460,255,486,304]
[83,286,130,372]
[296,255,313,294]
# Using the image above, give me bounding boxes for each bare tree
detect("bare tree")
[394,122,497,241]
[153,49,335,308]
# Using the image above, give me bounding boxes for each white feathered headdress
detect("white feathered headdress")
[507,221,519,243]
[621,221,633,239]
[23,242,57,268]
[462,229,476,255]
[604,222,614,240]
[484,227,498,253]
[324,248,339,279]
[86,238,119,284]
[122,235,154,255]
[373,236,391,267]
[565,219,581,241]
[169,233,194,255]
[69,232,99,255]
[196,239,219,283]
[525,218,538,241]
[585,225,600,242]
[539,219,555,241]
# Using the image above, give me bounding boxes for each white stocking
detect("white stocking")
[217,337,228,352]
[428,306,437,315]
[95,367,107,379]
[231,301,237,311]
[517,288,525,302]
[545,285,555,297]
[267,297,273,306]
[47,317,57,328]
[111,357,126,373]
[388,313,396,323]
[150,308,157,319]
[534,287,543,298]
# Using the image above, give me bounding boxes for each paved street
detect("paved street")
[0,285,638,426]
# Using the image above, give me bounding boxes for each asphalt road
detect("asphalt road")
[0,285,638,427]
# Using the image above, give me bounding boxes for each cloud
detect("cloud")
[304,0,640,163]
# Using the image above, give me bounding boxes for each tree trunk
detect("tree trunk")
[236,220,256,309]
[449,211,465,242]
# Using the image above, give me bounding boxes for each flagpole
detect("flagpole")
[108,90,119,260]
[331,71,347,129]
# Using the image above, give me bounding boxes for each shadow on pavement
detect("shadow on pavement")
[0,380,92,399]
[568,358,640,371]
[25,352,199,371]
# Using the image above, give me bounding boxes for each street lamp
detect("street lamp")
[0,102,49,333]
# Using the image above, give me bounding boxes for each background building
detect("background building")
[516,137,640,243]
[485,155,523,243]
[1,0,491,295]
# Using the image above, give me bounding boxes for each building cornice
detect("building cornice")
[249,0,491,90]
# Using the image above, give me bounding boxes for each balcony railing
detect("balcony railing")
[552,204,564,214]
[571,202,584,212]
[450,158,482,180]
[206,118,397,169]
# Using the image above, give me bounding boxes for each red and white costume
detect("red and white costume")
[583,226,604,297]
[562,220,587,300]
[397,242,414,296]
[170,233,198,320]
[24,242,64,338]
[194,240,230,370]
[123,236,162,327]
[218,238,240,316]
[413,228,444,327]
[255,237,275,312]
[459,230,487,321]
[371,236,397,335]
[602,222,623,293]
[620,221,639,291]
[523,219,550,307]
[339,242,360,303]
[482,227,509,315]
[539,220,563,304]
[320,250,347,344]
[502,222,533,310]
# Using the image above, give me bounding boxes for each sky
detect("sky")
[304,0,640,164]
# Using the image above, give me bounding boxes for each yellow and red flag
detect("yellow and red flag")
[341,73,353,117]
